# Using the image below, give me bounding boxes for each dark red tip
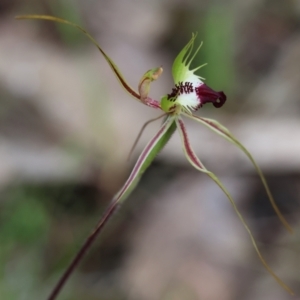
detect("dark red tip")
[195,84,226,108]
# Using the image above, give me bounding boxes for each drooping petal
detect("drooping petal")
[114,116,176,203]
[175,117,293,295]
[16,15,141,101]
[175,117,206,169]
[184,113,293,233]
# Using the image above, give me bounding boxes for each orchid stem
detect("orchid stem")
[47,199,120,300]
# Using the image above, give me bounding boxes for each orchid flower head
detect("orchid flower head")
[161,33,226,114]
[16,15,294,296]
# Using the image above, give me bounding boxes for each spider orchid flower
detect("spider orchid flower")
[16,15,294,298]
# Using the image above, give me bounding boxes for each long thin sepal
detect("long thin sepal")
[15,15,141,100]
[175,117,294,295]
[184,113,293,234]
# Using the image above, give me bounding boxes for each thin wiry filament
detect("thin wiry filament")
[127,113,167,161]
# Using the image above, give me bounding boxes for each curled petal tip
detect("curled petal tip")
[213,91,227,108]
[152,66,163,80]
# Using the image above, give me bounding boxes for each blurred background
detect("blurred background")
[0,0,300,299]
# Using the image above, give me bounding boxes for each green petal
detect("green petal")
[184,113,293,234]
[15,15,141,101]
